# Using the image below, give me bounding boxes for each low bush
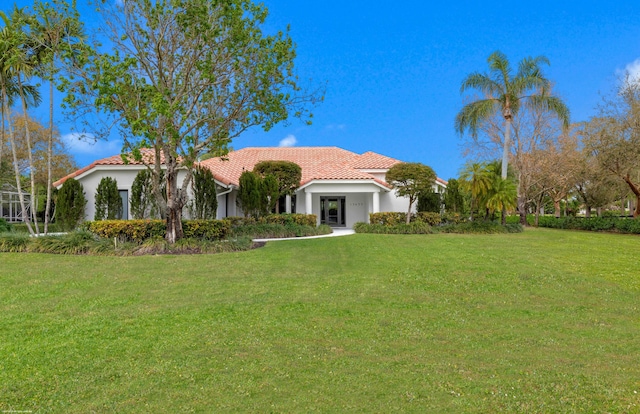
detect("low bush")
[0,233,30,252]
[85,219,231,243]
[353,222,433,234]
[415,212,441,226]
[440,221,523,234]
[226,214,318,228]
[0,218,11,233]
[0,230,254,255]
[369,212,408,226]
[10,222,64,234]
[231,223,332,238]
[533,216,640,234]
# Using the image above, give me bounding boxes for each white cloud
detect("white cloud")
[325,123,346,131]
[619,58,640,82]
[61,132,122,156]
[279,134,297,147]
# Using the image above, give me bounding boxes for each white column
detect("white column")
[372,191,380,213]
[285,194,292,213]
[305,190,312,215]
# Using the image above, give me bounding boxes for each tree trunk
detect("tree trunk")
[501,115,511,180]
[3,87,34,235]
[518,194,527,225]
[554,200,561,218]
[18,78,40,234]
[585,204,591,218]
[44,80,54,235]
[622,174,640,218]
[406,198,412,224]
[164,164,184,243]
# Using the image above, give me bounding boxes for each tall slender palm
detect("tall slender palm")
[455,51,570,180]
[0,8,42,234]
[32,0,85,234]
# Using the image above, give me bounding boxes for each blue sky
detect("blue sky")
[10,0,640,180]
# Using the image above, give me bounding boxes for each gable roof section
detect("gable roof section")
[199,147,399,187]
[53,148,165,187]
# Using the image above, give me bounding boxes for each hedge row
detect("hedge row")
[369,212,442,226]
[354,222,434,234]
[85,219,231,242]
[355,221,522,235]
[533,216,640,234]
[0,231,253,255]
[226,214,317,227]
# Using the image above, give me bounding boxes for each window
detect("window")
[118,190,129,220]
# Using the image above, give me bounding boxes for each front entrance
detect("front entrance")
[320,196,346,227]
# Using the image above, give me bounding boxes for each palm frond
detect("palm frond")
[455,99,498,136]
[526,94,571,129]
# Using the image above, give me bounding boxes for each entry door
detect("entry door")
[321,197,345,226]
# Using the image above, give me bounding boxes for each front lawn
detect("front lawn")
[1,228,638,412]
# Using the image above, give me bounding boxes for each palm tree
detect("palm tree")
[2,7,43,234]
[459,162,492,221]
[0,9,41,235]
[32,0,85,234]
[455,51,570,180]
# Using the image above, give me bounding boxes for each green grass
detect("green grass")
[1,228,639,412]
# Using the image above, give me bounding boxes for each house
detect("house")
[54,147,447,227]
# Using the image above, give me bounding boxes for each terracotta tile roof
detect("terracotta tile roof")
[53,149,169,187]
[350,151,402,169]
[199,147,400,188]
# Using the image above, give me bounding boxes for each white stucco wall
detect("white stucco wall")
[74,166,231,220]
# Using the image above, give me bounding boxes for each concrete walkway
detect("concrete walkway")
[253,228,355,242]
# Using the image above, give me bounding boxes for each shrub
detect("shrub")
[85,219,231,243]
[416,212,442,226]
[131,169,165,219]
[261,213,317,227]
[440,221,523,234]
[533,216,640,234]
[0,233,30,252]
[231,223,331,238]
[191,166,218,219]
[0,218,11,233]
[85,220,166,243]
[354,222,433,234]
[182,220,231,240]
[94,177,121,220]
[369,212,408,226]
[57,178,87,231]
[441,212,466,224]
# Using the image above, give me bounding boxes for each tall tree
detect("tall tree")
[70,0,319,242]
[583,78,640,217]
[94,176,121,220]
[253,160,301,213]
[0,7,42,235]
[455,50,570,182]
[32,0,86,234]
[385,162,436,224]
[191,165,217,219]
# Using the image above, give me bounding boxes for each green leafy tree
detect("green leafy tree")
[443,178,465,214]
[262,174,279,215]
[417,190,441,213]
[253,160,302,213]
[57,177,86,230]
[94,177,121,220]
[386,162,437,224]
[70,0,319,243]
[455,51,570,180]
[238,170,263,218]
[192,165,218,219]
[130,169,166,219]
